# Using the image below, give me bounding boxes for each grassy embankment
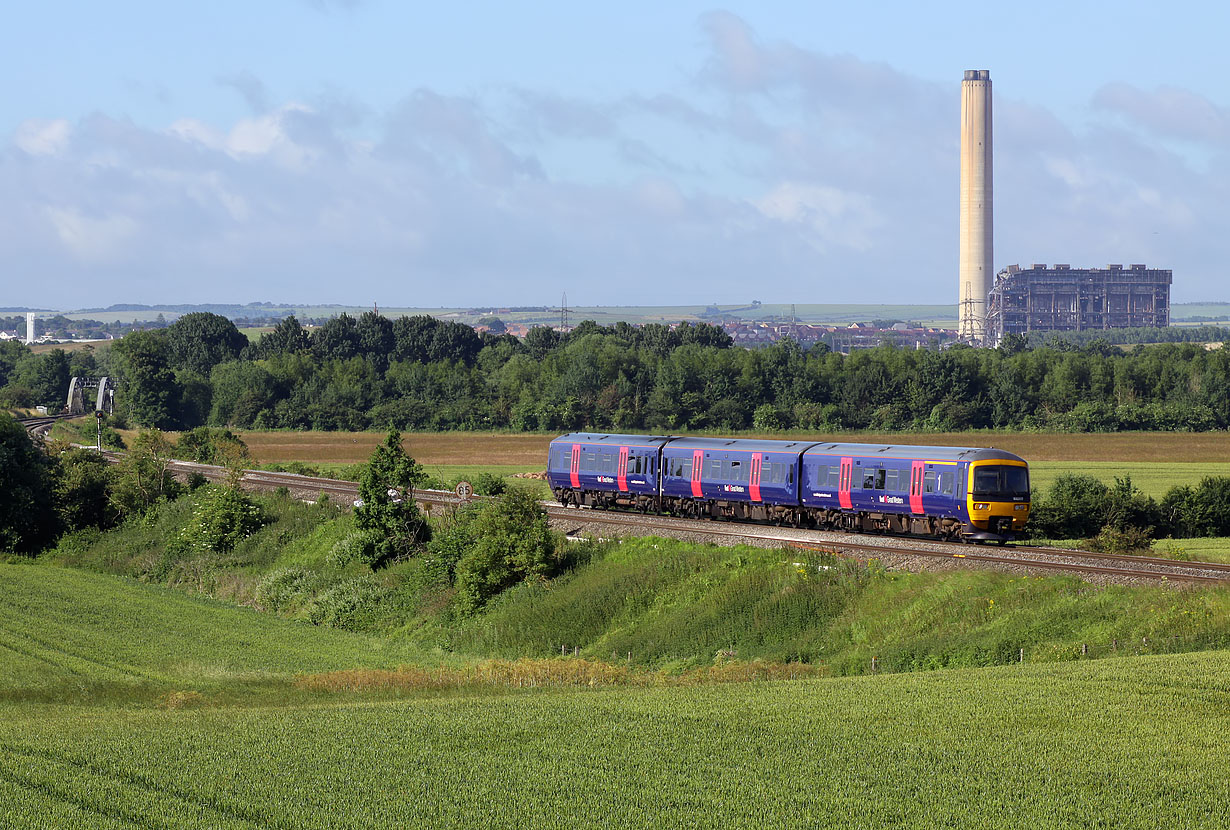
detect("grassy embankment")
[2,560,1229,827]
[43,488,1230,674]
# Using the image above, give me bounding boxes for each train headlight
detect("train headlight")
[972,503,989,511]
[1015,504,1028,511]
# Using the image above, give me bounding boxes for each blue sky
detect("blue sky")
[4,1,1228,308]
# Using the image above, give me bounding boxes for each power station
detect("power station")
[958,70,993,345]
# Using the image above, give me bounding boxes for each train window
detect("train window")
[815,464,827,486]
[679,459,692,479]
[708,459,722,479]
[863,470,876,489]
[884,469,899,491]
[924,470,936,494]
[827,467,841,487]
[730,460,747,482]
[787,466,794,485]
[939,471,954,495]
[875,469,886,490]
[584,452,597,471]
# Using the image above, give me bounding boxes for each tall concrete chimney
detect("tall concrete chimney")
[958,69,993,344]
[25,312,36,345]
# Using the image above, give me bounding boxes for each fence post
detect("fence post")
[1019,647,1024,664]
[561,644,566,656]
[1112,639,1118,651]
[573,646,579,657]
[871,656,878,674]
[1081,643,1087,656]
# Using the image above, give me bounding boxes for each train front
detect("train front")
[964,452,1030,542]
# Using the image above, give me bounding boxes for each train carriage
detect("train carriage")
[799,443,1029,540]
[547,433,671,510]
[659,437,815,522]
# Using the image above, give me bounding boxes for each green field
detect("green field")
[1029,460,1230,499]
[0,564,424,704]
[2,561,1229,827]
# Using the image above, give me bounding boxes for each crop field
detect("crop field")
[1027,461,1230,499]
[2,649,1228,825]
[0,564,426,704]
[2,561,1230,826]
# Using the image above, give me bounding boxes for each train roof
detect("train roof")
[661,436,819,454]
[549,434,1026,464]
[801,442,1026,463]
[550,433,674,448]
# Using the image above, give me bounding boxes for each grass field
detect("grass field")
[1028,461,1230,499]
[29,340,110,355]
[0,564,424,704]
[2,561,1229,826]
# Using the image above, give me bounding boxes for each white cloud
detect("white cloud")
[44,207,139,262]
[2,13,1228,305]
[755,182,880,251]
[13,119,71,156]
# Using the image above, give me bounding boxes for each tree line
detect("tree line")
[4,311,1230,434]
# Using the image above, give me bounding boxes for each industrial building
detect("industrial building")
[986,264,1172,343]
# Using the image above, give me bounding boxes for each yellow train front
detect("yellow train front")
[962,451,1031,542]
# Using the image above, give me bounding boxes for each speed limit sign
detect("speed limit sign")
[455,480,473,500]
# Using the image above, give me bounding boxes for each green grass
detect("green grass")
[2,652,1229,827]
[1154,537,1230,564]
[0,563,425,704]
[8,537,1230,824]
[424,538,1230,672]
[1029,461,1230,499]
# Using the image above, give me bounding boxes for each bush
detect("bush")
[471,472,507,497]
[1161,477,1230,538]
[326,532,377,568]
[306,576,386,630]
[1028,475,1111,539]
[1088,525,1154,554]
[176,426,246,464]
[178,486,266,555]
[453,489,558,614]
[254,568,316,612]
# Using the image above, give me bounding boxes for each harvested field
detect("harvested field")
[230,430,1230,466]
[235,430,553,466]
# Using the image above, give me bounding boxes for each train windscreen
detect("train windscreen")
[971,465,1030,498]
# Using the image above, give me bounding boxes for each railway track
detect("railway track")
[86,452,1230,585]
[16,413,80,443]
[545,505,1230,585]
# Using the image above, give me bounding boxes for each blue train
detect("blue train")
[547,433,1031,542]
